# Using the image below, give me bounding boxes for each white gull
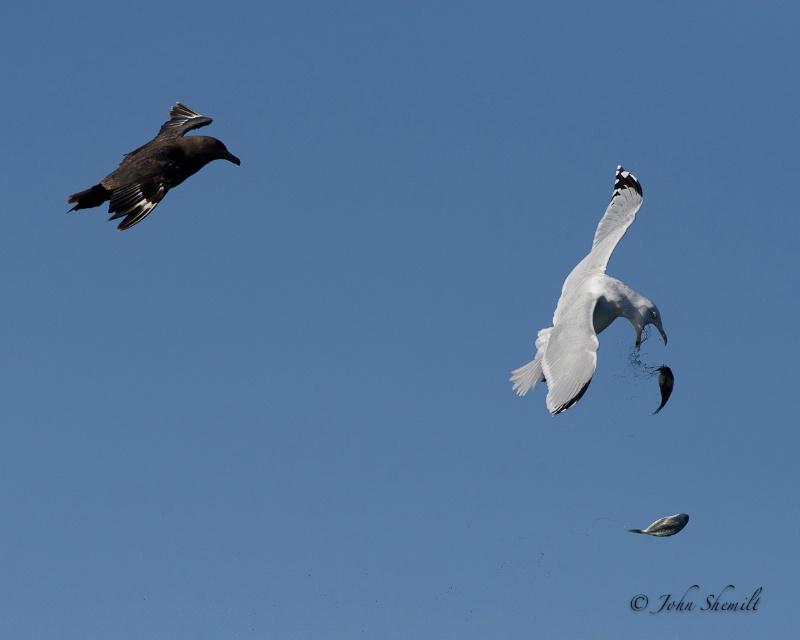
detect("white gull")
[511,166,667,415]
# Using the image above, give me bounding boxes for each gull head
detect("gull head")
[634,303,667,348]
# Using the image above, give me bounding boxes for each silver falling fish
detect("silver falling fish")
[653,365,674,414]
[628,513,689,537]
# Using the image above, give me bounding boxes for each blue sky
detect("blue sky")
[1,1,797,637]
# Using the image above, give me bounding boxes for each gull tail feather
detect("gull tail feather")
[510,355,543,396]
[628,529,645,534]
[510,328,551,396]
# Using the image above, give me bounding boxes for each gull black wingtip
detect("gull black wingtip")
[614,165,643,197]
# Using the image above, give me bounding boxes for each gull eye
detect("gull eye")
[651,311,658,319]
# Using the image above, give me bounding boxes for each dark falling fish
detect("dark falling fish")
[653,365,674,414]
[67,103,240,230]
[629,513,689,537]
